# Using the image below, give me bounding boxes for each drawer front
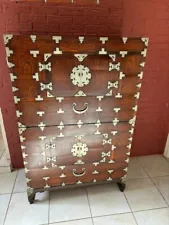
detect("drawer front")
[26,163,128,190]
[7,36,146,54]
[10,53,143,98]
[20,124,132,168]
[17,96,136,127]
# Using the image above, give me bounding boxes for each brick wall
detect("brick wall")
[0,0,169,168]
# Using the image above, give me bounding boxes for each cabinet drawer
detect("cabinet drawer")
[17,96,136,127]
[20,124,132,168]
[8,36,145,55]
[11,53,143,98]
[26,162,128,189]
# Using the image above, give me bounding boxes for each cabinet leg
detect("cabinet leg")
[28,193,36,204]
[117,181,126,192]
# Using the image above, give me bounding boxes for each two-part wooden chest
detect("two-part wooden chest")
[4,35,148,203]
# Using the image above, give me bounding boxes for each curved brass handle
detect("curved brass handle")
[72,103,88,114]
[73,168,86,177]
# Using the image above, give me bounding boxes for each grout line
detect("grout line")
[129,156,169,209]
[140,158,169,207]
[136,157,151,177]
[48,217,92,224]
[126,174,169,181]
[163,156,169,164]
[48,191,51,224]
[133,206,169,213]
[86,188,94,225]
[2,170,18,225]
[123,191,139,225]
[0,148,5,159]
[149,176,169,207]
[89,206,169,220]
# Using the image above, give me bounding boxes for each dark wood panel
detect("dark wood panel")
[26,163,127,189]
[19,122,132,137]
[16,96,137,126]
[3,35,148,197]
[7,35,146,55]
[20,124,132,167]
[10,53,143,98]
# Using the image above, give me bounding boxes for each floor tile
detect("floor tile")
[0,171,17,194]
[0,166,11,174]
[49,188,91,223]
[4,192,49,225]
[138,155,169,177]
[0,140,5,152]
[0,148,3,158]
[93,213,137,225]
[134,208,169,225]
[87,183,130,217]
[51,218,93,225]
[127,158,148,180]
[13,169,27,193]
[0,194,11,225]
[0,151,10,167]
[125,178,167,212]
[152,176,169,205]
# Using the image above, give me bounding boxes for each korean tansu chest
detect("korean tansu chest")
[4,35,148,203]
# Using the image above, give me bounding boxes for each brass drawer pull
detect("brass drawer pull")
[72,103,88,114]
[73,168,86,177]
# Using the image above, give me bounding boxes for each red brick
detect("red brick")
[47,15,60,23]
[73,0,97,4]
[1,0,169,168]
[85,25,98,34]
[72,24,85,34]
[84,8,109,17]
[84,15,99,25]
[73,16,86,25]
[34,15,46,23]
[31,5,59,15]
[101,0,122,8]
[58,6,75,16]
[17,4,31,13]
[72,7,85,16]
[19,14,33,23]
[32,23,59,33]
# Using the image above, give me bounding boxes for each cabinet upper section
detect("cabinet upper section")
[3,35,149,128]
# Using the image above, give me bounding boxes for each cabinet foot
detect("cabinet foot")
[28,193,36,204]
[117,182,126,192]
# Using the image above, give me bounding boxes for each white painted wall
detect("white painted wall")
[164,133,169,158]
[0,108,11,165]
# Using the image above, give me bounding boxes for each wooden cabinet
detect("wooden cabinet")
[4,35,148,203]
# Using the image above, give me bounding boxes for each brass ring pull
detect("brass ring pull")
[72,103,88,114]
[73,168,86,177]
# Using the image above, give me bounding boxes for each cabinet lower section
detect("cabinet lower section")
[27,173,126,204]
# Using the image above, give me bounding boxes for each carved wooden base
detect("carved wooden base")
[28,193,36,204]
[117,181,126,192]
[27,180,126,203]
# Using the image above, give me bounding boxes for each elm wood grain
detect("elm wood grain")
[26,150,129,169]
[19,122,131,137]
[21,126,131,166]
[4,35,148,202]
[10,53,143,78]
[13,76,141,99]
[17,96,136,127]
[26,163,127,189]
[7,36,145,55]
[10,53,143,100]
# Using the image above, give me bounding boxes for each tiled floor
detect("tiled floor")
[0,133,11,173]
[0,155,169,225]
